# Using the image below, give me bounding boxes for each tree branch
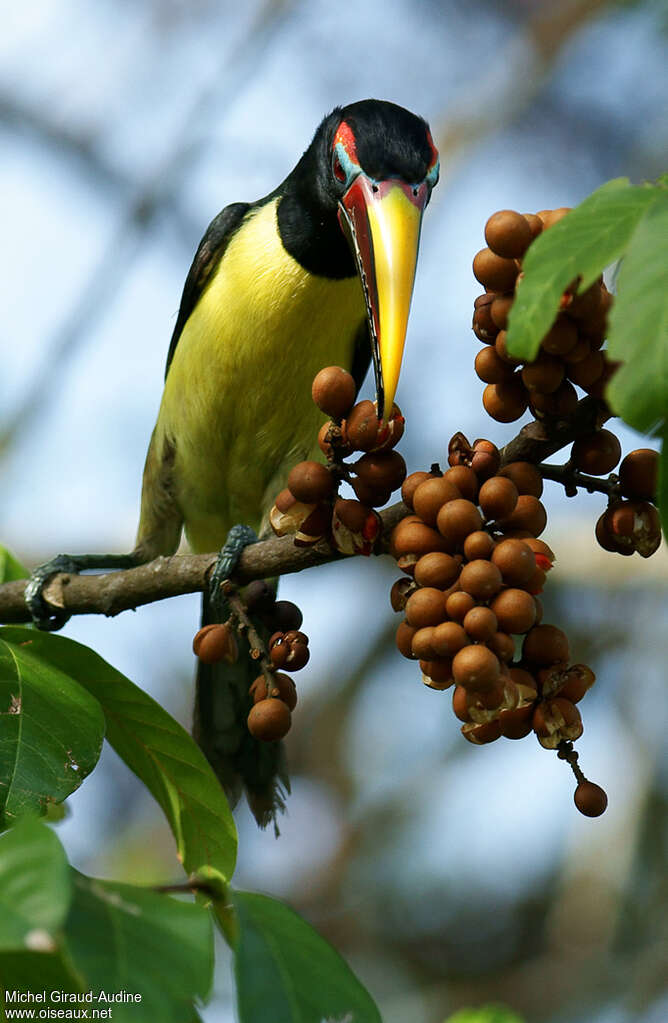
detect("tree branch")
[0,397,609,626]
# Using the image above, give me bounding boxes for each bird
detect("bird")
[29,99,439,828]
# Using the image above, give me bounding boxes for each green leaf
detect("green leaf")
[605,190,668,434]
[233,891,382,1023]
[506,178,659,361]
[63,871,213,1023]
[0,547,28,584]
[0,818,71,951]
[0,948,85,1010]
[444,1007,524,1023]
[0,629,105,826]
[0,629,237,880]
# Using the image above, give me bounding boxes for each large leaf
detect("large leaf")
[63,871,213,1023]
[0,547,27,584]
[506,178,659,361]
[0,630,105,826]
[0,629,236,880]
[233,891,382,1023]
[606,190,668,434]
[0,817,71,951]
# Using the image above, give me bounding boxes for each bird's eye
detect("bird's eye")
[332,153,347,183]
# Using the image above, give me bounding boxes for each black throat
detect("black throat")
[276,184,356,280]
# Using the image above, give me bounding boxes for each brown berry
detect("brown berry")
[571,430,621,476]
[401,471,435,510]
[193,623,238,664]
[311,366,356,420]
[463,530,495,561]
[445,591,476,622]
[541,317,578,356]
[491,538,536,586]
[413,476,462,527]
[618,448,659,501]
[489,631,515,663]
[496,495,547,536]
[318,420,353,459]
[247,698,291,742]
[473,248,520,292]
[537,207,571,229]
[574,781,608,817]
[475,345,515,384]
[271,601,303,631]
[345,399,404,452]
[287,461,335,503]
[521,354,565,395]
[250,673,297,711]
[390,517,450,565]
[478,476,519,520]
[471,439,502,481]
[490,588,537,634]
[390,577,417,612]
[414,552,461,590]
[437,499,483,547]
[452,645,501,691]
[405,588,447,628]
[355,450,407,492]
[420,658,454,688]
[443,466,479,502]
[459,559,503,600]
[498,462,544,498]
[567,350,604,389]
[483,377,529,423]
[495,330,521,366]
[533,697,582,748]
[461,719,502,745]
[431,621,470,657]
[472,293,499,343]
[523,624,570,666]
[463,606,498,642]
[396,621,419,659]
[411,627,437,660]
[485,209,533,259]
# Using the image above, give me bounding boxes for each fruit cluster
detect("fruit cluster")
[472,207,618,424]
[390,434,607,817]
[192,580,306,743]
[593,447,661,558]
[269,366,407,555]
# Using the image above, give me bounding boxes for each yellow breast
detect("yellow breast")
[158,198,366,553]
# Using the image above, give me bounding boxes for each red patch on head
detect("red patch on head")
[425,128,439,170]
[333,120,358,164]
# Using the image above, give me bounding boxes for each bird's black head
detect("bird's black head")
[278,99,439,418]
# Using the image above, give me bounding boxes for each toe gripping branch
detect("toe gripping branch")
[25,552,141,631]
[208,524,259,614]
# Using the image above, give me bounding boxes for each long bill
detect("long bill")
[338,176,428,420]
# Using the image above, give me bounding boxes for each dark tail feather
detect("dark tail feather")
[192,593,289,832]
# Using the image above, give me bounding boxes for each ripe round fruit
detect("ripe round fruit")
[491,538,536,586]
[494,331,521,366]
[452,645,501,691]
[496,495,547,537]
[459,559,503,600]
[498,461,543,498]
[311,366,356,420]
[272,600,303,631]
[618,448,658,501]
[463,530,495,561]
[473,248,520,292]
[490,588,537,634]
[521,354,565,395]
[541,317,578,356]
[445,591,476,622]
[411,627,437,660]
[574,781,608,817]
[483,377,529,423]
[522,624,570,666]
[405,588,447,628]
[436,499,483,547]
[484,210,533,259]
[568,350,604,389]
[396,621,418,659]
[355,450,407,492]
[287,461,335,503]
[489,631,515,663]
[478,476,519,520]
[490,294,514,330]
[463,605,498,642]
[247,698,291,741]
[431,621,469,657]
[390,517,450,561]
[473,293,498,342]
[192,623,237,664]
[413,476,461,526]
[250,673,297,711]
[420,658,454,685]
[475,345,515,384]
[444,466,479,502]
[401,471,434,509]
[471,439,501,481]
[414,551,461,589]
[571,430,621,476]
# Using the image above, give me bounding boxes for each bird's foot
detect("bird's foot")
[208,524,258,615]
[25,552,140,631]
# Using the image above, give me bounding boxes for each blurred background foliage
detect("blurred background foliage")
[1,1,667,1020]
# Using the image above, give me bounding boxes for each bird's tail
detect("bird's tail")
[192,591,290,832]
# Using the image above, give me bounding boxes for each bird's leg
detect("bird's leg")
[25,551,143,631]
[207,524,259,614]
